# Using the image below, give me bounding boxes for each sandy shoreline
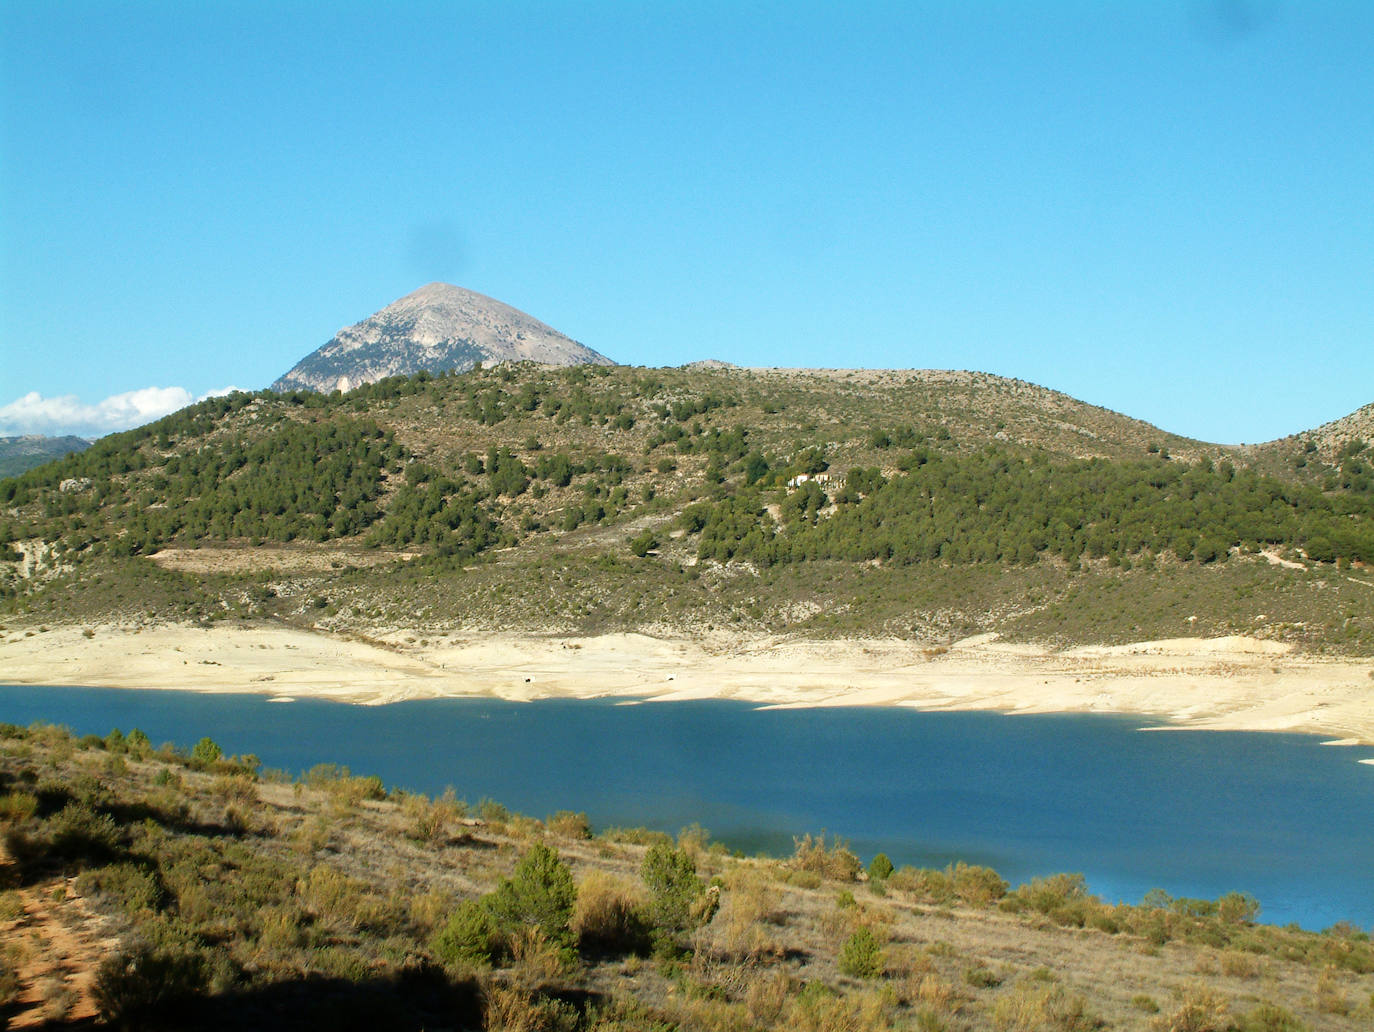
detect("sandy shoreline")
[2,622,1373,751]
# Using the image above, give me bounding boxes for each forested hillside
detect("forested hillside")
[1,364,1371,651]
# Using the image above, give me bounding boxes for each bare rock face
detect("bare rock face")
[271,283,612,393]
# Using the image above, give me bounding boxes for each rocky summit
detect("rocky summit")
[270,283,612,393]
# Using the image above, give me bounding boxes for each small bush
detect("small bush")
[777,868,823,889]
[485,985,580,1032]
[189,737,223,768]
[572,871,651,954]
[642,842,706,945]
[600,826,673,849]
[1012,873,1095,926]
[432,899,502,966]
[478,797,510,824]
[404,790,466,844]
[965,964,1002,989]
[1236,1002,1308,1032]
[867,853,894,881]
[77,862,164,914]
[45,801,121,863]
[510,925,573,987]
[889,866,952,902]
[1217,892,1261,925]
[0,943,21,1007]
[1219,950,1261,978]
[839,927,884,979]
[707,868,780,960]
[951,862,1008,905]
[791,832,862,882]
[0,790,38,823]
[788,984,889,1031]
[1152,985,1232,1032]
[92,942,208,1029]
[993,982,1101,1032]
[547,810,592,840]
[487,843,578,948]
[1314,969,1349,1014]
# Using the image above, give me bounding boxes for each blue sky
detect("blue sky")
[1,1,1370,443]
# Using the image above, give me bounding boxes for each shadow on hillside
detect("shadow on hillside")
[30,970,490,1031]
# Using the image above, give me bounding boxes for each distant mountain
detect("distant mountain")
[271,283,613,393]
[0,435,90,479]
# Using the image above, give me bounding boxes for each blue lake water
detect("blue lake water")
[2,684,1371,931]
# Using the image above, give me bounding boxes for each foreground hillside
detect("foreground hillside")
[1,364,1372,653]
[2,723,1371,1030]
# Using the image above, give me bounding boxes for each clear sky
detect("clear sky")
[1,1,1370,443]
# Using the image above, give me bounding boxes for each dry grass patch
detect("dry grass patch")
[1153,983,1232,1032]
[572,871,649,955]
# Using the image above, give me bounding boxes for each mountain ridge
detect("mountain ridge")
[0,433,91,478]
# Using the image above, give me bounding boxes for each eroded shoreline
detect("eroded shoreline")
[3,621,1373,752]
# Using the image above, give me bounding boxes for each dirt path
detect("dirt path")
[1,839,121,1028]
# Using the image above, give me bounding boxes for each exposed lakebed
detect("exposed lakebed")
[3,684,1371,931]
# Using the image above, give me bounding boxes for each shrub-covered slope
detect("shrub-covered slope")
[1,364,1371,650]
[2,723,1371,1030]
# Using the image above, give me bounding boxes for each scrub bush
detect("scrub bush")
[432,899,502,967]
[791,833,862,882]
[92,942,208,1029]
[838,927,884,979]
[642,842,709,947]
[951,862,1008,906]
[571,871,651,954]
[487,843,578,948]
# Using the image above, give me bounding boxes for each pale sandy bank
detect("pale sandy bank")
[2,623,1373,749]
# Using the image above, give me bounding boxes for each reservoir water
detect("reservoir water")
[2,685,1371,931]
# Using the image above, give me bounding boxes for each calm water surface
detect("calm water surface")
[2,685,1371,931]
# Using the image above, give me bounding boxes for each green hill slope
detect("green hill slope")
[1,364,1371,651]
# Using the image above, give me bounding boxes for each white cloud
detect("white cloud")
[199,386,243,400]
[0,386,197,438]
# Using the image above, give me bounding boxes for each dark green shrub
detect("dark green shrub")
[189,737,223,768]
[486,843,577,948]
[641,842,705,944]
[867,853,894,881]
[432,899,502,966]
[78,862,164,914]
[838,927,883,979]
[45,801,121,863]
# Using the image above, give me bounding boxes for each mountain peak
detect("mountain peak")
[271,285,612,393]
